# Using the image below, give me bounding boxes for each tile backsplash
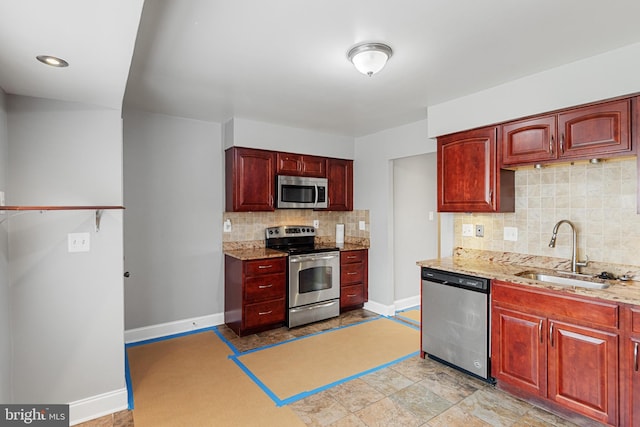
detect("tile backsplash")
[454,157,639,266]
[223,209,369,249]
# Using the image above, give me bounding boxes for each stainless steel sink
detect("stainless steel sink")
[515,271,610,289]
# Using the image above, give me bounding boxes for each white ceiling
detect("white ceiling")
[2,1,640,137]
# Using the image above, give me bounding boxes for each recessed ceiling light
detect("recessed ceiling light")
[36,55,69,68]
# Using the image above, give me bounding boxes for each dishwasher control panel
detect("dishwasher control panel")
[421,267,489,292]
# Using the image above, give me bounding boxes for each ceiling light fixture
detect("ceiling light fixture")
[347,42,393,77]
[36,55,69,68]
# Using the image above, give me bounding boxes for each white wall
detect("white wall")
[354,119,438,313]
[428,41,640,137]
[7,96,126,421]
[123,109,223,331]
[393,153,437,306]
[224,117,354,159]
[0,89,10,403]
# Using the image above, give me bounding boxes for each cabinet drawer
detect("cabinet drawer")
[244,299,285,328]
[341,263,364,285]
[492,281,618,329]
[341,284,364,307]
[245,257,286,276]
[244,273,285,303]
[341,250,365,264]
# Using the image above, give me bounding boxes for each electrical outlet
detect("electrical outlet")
[359,221,366,230]
[313,220,319,228]
[68,232,90,253]
[462,224,474,237]
[475,224,484,237]
[223,219,232,232]
[504,226,518,241]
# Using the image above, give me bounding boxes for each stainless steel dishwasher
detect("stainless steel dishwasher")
[421,267,492,382]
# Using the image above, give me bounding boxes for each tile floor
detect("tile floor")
[77,309,605,427]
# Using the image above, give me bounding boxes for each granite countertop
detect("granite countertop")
[224,242,369,261]
[417,248,640,306]
[224,248,288,261]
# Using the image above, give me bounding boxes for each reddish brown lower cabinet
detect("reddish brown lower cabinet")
[340,249,368,311]
[622,305,640,426]
[224,255,286,336]
[491,280,619,426]
[491,306,547,396]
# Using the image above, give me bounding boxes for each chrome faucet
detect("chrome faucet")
[549,220,588,274]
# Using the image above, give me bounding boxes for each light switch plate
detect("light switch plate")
[462,224,474,237]
[359,220,366,231]
[223,219,232,233]
[68,232,90,253]
[504,226,518,241]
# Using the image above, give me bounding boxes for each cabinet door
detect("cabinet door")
[225,147,275,212]
[501,115,557,166]
[558,98,631,159]
[438,126,510,212]
[547,320,618,425]
[628,336,640,427]
[491,306,547,397]
[276,153,327,177]
[326,158,353,211]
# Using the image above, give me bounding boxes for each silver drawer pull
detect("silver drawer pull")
[258,264,272,269]
[258,284,273,289]
[347,272,358,275]
[258,310,273,316]
[347,294,357,297]
[347,256,357,259]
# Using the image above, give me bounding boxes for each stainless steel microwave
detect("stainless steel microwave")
[276,175,328,209]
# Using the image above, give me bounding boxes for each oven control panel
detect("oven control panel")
[265,225,316,239]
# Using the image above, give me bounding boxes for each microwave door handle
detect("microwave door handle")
[314,184,319,206]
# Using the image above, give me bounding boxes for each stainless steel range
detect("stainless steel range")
[265,226,340,328]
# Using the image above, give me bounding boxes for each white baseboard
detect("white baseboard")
[363,300,395,317]
[69,388,128,426]
[124,313,224,344]
[394,295,420,312]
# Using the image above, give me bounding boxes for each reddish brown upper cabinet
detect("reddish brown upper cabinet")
[502,98,633,167]
[326,158,353,211]
[437,126,514,213]
[225,147,275,212]
[276,152,327,177]
[491,280,619,426]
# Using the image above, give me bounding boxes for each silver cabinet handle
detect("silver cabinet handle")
[539,320,543,344]
[346,293,357,297]
[550,135,554,155]
[347,272,358,275]
[258,310,273,316]
[560,134,565,153]
[258,284,273,289]
[635,342,639,372]
[258,264,272,269]
[549,322,554,347]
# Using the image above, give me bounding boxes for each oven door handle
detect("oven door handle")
[290,254,338,263]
